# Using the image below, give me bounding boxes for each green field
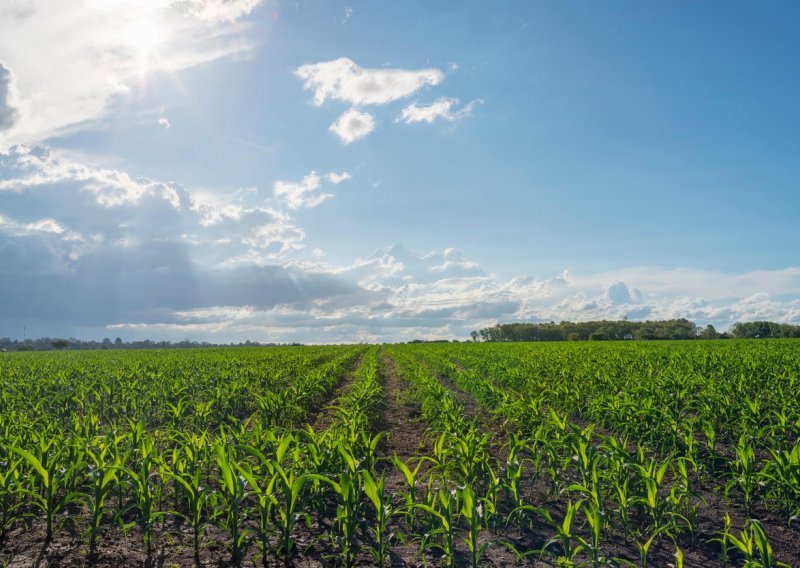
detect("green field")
[0,341,798,566]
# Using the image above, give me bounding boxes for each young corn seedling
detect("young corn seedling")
[83,439,121,556]
[701,419,717,454]
[414,486,458,568]
[269,458,312,566]
[725,436,762,516]
[361,469,392,567]
[634,455,680,537]
[0,455,23,543]
[482,462,503,530]
[612,477,635,542]
[711,512,735,568]
[764,443,800,523]
[461,484,494,568]
[312,445,363,568]
[503,435,529,530]
[721,518,791,568]
[569,424,599,489]
[214,441,248,565]
[670,457,701,543]
[236,460,275,567]
[163,457,216,566]
[11,438,83,542]
[625,525,667,568]
[393,455,426,531]
[580,502,605,567]
[543,499,585,565]
[118,434,163,559]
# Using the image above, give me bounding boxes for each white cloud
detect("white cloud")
[399,97,481,124]
[273,171,333,209]
[0,61,19,131]
[329,109,375,144]
[295,58,443,106]
[326,171,351,184]
[158,117,171,129]
[2,144,799,342]
[242,221,305,254]
[0,0,264,147]
[184,0,263,22]
[0,144,309,269]
[25,218,65,235]
[0,145,189,209]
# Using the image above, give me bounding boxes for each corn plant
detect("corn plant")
[580,503,605,567]
[720,518,791,568]
[0,454,23,542]
[118,434,163,558]
[502,434,530,529]
[725,436,762,516]
[82,437,122,555]
[312,445,363,568]
[763,443,800,523]
[543,499,585,565]
[361,470,393,567]
[236,442,285,567]
[461,484,492,568]
[11,437,83,542]
[214,441,248,565]
[162,455,216,566]
[393,455,426,530]
[269,457,312,565]
[414,487,458,568]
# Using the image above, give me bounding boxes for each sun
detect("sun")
[124,18,163,55]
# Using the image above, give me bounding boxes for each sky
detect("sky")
[1,1,799,343]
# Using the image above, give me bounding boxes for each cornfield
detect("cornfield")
[0,340,798,566]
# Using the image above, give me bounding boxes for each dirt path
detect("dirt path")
[374,350,431,489]
[310,351,365,432]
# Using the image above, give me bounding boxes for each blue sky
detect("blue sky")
[1,1,799,342]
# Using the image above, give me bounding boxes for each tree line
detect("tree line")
[470,319,800,342]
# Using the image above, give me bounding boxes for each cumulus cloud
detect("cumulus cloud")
[0,0,264,147]
[606,281,642,305]
[273,171,333,209]
[329,109,376,144]
[0,62,18,131]
[295,58,443,107]
[326,171,351,184]
[0,145,189,209]
[399,97,481,124]
[242,220,305,254]
[158,117,171,129]
[1,145,799,343]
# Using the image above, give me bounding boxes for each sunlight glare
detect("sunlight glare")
[125,18,163,55]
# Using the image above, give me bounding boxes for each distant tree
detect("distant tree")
[471,318,742,342]
[470,331,479,342]
[51,339,69,350]
[114,337,123,346]
[699,324,720,339]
